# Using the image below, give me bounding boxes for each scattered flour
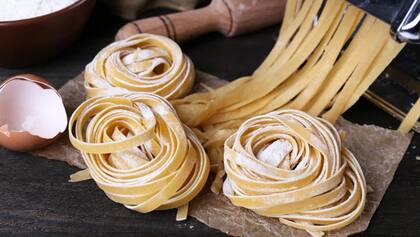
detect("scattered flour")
[0,0,78,21]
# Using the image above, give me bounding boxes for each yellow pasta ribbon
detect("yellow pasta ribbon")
[223,109,367,237]
[171,0,405,191]
[68,93,209,219]
[85,34,195,100]
[399,97,420,134]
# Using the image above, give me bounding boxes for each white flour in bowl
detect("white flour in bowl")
[0,0,78,21]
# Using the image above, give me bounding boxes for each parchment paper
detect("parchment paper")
[33,72,412,237]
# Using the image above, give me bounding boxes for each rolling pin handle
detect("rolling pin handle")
[116,0,285,43]
[115,4,223,42]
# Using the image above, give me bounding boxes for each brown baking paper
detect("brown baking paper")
[33,72,412,237]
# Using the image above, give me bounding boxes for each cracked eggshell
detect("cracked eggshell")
[0,74,67,151]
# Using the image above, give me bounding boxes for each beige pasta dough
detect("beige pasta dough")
[399,97,420,134]
[223,109,367,237]
[85,34,195,100]
[68,93,209,220]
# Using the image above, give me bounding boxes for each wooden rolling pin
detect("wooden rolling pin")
[116,0,286,42]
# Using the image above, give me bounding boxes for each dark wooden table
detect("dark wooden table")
[1,4,419,236]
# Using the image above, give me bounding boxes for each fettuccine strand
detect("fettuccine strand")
[171,0,405,191]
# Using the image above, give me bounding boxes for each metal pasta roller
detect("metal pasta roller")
[348,0,420,133]
[348,0,419,44]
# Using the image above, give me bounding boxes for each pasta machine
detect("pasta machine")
[348,0,419,44]
[349,0,420,132]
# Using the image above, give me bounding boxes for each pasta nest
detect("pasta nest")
[69,93,209,216]
[84,34,195,100]
[223,109,366,235]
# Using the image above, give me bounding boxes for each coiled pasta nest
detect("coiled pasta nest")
[85,34,195,100]
[69,93,209,219]
[223,109,366,236]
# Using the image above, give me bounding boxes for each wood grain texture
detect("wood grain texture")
[0,3,419,236]
[116,0,285,42]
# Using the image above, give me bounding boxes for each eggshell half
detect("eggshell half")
[0,74,67,151]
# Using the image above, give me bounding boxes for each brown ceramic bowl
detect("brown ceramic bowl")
[0,0,95,68]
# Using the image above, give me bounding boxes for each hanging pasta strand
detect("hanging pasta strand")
[399,97,420,134]
[171,0,406,191]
